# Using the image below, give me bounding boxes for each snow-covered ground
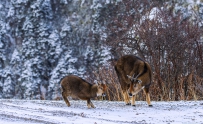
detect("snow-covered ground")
[0,99,203,124]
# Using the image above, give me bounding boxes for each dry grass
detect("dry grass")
[92,66,123,101]
[91,66,203,101]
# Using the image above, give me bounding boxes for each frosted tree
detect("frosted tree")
[20,38,41,99]
[10,49,23,98]
[18,0,54,99]
[0,36,6,98]
[0,0,17,98]
[2,69,15,98]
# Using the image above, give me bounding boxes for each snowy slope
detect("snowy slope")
[0,99,203,124]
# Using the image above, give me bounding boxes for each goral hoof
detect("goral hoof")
[148,105,153,107]
[132,105,136,107]
[126,103,131,105]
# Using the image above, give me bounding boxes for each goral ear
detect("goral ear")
[99,80,106,85]
[97,81,101,85]
[94,80,99,85]
[127,75,134,82]
[101,80,106,84]
[103,84,107,91]
[137,80,142,84]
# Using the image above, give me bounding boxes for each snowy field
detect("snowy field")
[0,99,203,124]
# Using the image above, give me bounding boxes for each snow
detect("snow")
[148,7,159,20]
[22,17,34,30]
[0,99,203,124]
[7,6,15,17]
